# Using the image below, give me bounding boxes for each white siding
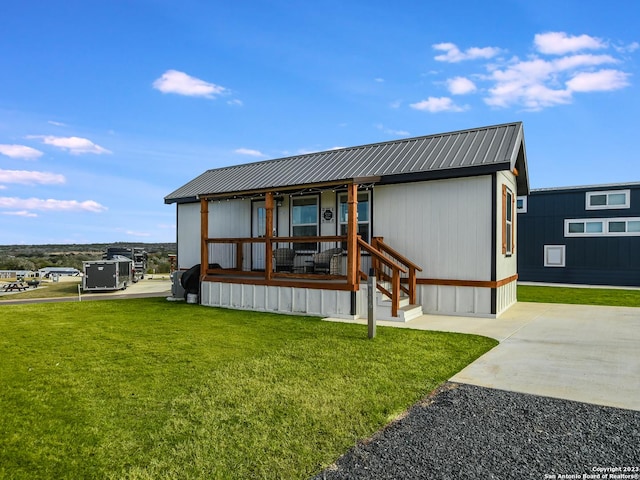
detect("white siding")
[201,281,356,319]
[374,176,492,281]
[177,203,201,269]
[496,170,518,313]
[209,200,251,238]
[374,176,494,316]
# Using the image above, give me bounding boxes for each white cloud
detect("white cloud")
[423,32,633,112]
[433,42,501,63]
[374,77,385,83]
[234,148,265,157]
[227,99,243,106]
[153,70,227,98]
[125,230,151,237]
[0,144,44,159]
[410,97,466,113]
[552,54,618,71]
[614,41,640,54]
[30,135,111,155]
[0,169,66,185]
[375,124,410,136]
[0,196,107,213]
[1,210,38,218]
[566,69,631,92]
[48,120,67,127]
[535,32,606,55]
[484,53,626,109]
[447,77,477,95]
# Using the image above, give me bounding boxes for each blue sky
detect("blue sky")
[1,0,638,245]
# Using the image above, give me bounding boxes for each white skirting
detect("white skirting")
[200,281,358,319]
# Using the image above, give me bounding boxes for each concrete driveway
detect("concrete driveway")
[326,302,640,411]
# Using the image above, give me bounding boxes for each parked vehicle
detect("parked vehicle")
[82,258,133,291]
[103,247,148,282]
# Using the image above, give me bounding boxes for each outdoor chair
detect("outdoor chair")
[312,247,344,274]
[273,248,296,272]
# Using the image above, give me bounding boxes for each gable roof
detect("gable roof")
[165,121,529,204]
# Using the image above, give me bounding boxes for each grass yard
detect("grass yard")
[518,284,640,307]
[0,298,496,479]
[0,280,82,300]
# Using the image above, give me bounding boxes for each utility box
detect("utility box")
[83,259,133,292]
[171,270,185,299]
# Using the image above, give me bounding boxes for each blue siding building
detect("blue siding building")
[517,182,640,287]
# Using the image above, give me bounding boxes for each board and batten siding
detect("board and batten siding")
[176,202,200,270]
[495,170,519,315]
[374,176,494,316]
[177,200,251,270]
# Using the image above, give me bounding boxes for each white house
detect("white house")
[165,122,529,320]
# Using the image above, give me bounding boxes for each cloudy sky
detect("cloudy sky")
[0,0,638,244]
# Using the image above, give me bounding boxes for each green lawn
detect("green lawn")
[518,284,640,307]
[0,298,496,479]
[0,280,82,300]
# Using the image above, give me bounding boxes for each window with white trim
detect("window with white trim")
[544,245,566,267]
[502,185,514,255]
[565,217,640,237]
[585,189,630,210]
[338,191,370,244]
[291,196,318,250]
[516,196,527,213]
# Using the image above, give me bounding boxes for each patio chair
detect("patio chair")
[312,247,344,274]
[273,248,296,272]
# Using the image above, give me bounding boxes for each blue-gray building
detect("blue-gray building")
[517,182,640,287]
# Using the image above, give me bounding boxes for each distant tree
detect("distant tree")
[0,256,37,271]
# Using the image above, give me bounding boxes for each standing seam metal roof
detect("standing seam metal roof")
[165,122,526,203]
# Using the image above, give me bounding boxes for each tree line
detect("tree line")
[0,243,176,274]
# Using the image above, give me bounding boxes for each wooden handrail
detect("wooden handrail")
[373,237,423,272]
[357,238,407,273]
[357,237,407,317]
[365,237,423,317]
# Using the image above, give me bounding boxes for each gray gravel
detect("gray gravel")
[312,383,640,479]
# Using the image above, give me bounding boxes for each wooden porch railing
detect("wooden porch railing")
[200,234,421,318]
[357,236,423,317]
[202,235,348,279]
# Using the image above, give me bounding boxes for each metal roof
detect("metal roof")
[530,181,640,194]
[165,122,528,204]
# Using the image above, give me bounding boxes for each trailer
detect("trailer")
[82,258,133,291]
[103,247,148,282]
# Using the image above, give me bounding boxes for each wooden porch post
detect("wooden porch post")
[346,183,358,289]
[200,198,209,279]
[265,192,274,280]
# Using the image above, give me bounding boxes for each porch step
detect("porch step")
[375,300,423,322]
[375,292,423,322]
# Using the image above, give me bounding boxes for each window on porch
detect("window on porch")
[292,196,318,251]
[338,191,370,246]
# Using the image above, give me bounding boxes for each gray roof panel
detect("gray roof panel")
[165,122,528,203]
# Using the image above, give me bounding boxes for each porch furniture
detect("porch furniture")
[312,247,344,274]
[273,248,296,272]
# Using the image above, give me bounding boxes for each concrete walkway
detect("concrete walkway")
[325,302,640,411]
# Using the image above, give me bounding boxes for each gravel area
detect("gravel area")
[312,383,640,480]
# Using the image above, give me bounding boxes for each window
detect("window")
[291,196,318,250]
[586,189,630,210]
[502,185,515,255]
[544,245,566,267]
[338,191,370,245]
[565,217,640,237]
[516,196,527,213]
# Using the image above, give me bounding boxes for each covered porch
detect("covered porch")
[198,183,422,318]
